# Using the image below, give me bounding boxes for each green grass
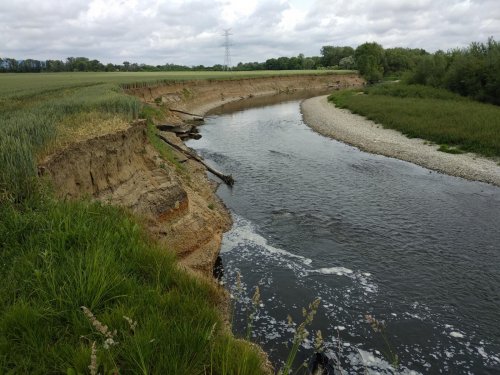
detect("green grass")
[0,70,355,98]
[0,83,140,201]
[0,198,266,374]
[141,106,185,171]
[329,83,500,157]
[0,71,282,373]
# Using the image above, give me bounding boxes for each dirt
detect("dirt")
[40,74,365,276]
[39,120,231,276]
[128,73,364,124]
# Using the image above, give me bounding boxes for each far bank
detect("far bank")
[301,95,500,187]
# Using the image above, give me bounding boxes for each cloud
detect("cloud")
[0,0,498,65]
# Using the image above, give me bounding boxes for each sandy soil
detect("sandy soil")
[301,95,500,187]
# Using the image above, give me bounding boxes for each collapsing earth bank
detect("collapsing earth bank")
[40,73,365,275]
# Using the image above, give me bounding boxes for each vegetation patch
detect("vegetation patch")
[0,74,269,373]
[329,83,500,157]
[0,198,265,374]
[438,144,465,154]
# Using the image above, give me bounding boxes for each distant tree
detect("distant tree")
[320,46,355,67]
[302,57,316,70]
[355,42,385,83]
[339,55,355,70]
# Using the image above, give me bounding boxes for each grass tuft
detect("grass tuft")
[0,198,267,374]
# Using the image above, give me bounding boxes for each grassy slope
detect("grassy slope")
[329,83,500,157]
[0,73,274,373]
[0,198,264,374]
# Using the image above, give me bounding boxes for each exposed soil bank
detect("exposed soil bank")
[41,75,364,277]
[128,73,364,123]
[40,121,231,276]
[302,95,500,186]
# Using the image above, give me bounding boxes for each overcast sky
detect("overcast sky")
[1,0,499,66]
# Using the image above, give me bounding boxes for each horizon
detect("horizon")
[1,0,499,66]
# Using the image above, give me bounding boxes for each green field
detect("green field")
[0,70,354,98]
[329,83,500,157]
[0,71,314,373]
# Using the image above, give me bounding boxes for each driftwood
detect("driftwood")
[156,134,234,186]
[156,124,201,140]
[169,108,204,119]
[157,124,193,133]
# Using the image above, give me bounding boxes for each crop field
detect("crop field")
[0,70,354,98]
[329,83,500,157]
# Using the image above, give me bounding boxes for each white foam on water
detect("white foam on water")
[352,348,422,375]
[223,214,380,296]
[311,266,354,276]
[221,214,312,265]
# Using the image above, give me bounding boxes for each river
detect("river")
[186,98,500,374]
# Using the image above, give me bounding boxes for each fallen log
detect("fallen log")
[156,134,234,186]
[157,124,193,134]
[169,108,204,119]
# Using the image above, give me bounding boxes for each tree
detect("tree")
[354,42,385,83]
[339,56,355,70]
[320,46,355,67]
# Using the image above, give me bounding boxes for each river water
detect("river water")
[186,98,500,374]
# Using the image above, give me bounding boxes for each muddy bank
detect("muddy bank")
[40,120,231,275]
[41,75,365,276]
[127,73,364,123]
[302,95,500,186]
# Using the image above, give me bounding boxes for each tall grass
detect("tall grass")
[0,84,140,201]
[329,83,500,157]
[0,198,266,374]
[0,73,269,373]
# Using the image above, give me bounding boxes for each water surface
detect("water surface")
[187,99,500,374]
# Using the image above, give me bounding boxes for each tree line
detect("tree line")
[2,37,498,105]
[352,37,500,105]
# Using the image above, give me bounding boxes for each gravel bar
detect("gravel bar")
[301,95,500,187]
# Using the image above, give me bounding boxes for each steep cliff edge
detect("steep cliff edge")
[128,73,364,123]
[40,74,365,276]
[40,121,231,275]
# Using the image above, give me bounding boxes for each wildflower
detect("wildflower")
[314,330,324,352]
[88,341,97,375]
[81,306,118,349]
[207,323,217,340]
[365,314,385,333]
[123,315,138,333]
[252,286,261,306]
[236,271,242,292]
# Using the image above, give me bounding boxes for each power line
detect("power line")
[223,29,232,71]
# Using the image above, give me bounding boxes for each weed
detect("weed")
[329,83,500,157]
[279,298,321,375]
[365,314,399,369]
[0,198,268,373]
[438,144,465,154]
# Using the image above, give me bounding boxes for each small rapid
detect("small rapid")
[187,99,500,374]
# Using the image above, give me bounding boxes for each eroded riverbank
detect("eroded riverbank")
[301,95,500,186]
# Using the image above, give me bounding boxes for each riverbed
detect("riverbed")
[187,99,500,374]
